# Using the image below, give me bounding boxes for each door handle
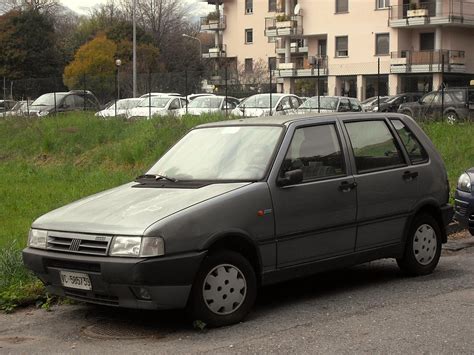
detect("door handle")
[339,181,357,192]
[403,171,419,181]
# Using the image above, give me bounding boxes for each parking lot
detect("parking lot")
[2,235,473,354]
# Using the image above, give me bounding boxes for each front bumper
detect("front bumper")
[22,248,207,310]
[454,189,474,236]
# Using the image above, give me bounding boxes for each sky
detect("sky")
[59,0,211,16]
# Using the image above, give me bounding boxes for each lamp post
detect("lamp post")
[182,33,202,58]
[115,59,122,118]
[132,0,137,98]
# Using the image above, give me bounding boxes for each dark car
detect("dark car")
[454,168,474,236]
[398,88,474,123]
[373,93,423,113]
[27,90,100,117]
[23,113,453,327]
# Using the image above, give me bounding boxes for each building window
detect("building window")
[376,0,390,9]
[269,0,277,12]
[335,36,348,57]
[268,57,277,70]
[336,0,348,13]
[375,33,389,55]
[245,0,253,14]
[245,29,253,44]
[245,58,253,73]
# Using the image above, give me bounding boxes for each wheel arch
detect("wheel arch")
[405,201,448,244]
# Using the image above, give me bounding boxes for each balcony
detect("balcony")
[390,50,466,73]
[200,15,226,31]
[265,15,303,37]
[272,56,328,78]
[276,42,308,55]
[389,0,474,27]
[202,44,227,59]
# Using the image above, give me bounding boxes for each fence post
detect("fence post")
[269,64,272,116]
[317,59,321,113]
[2,77,6,119]
[185,69,188,115]
[441,53,445,118]
[377,57,381,111]
[148,71,152,120]
[225,65,229,116]
[83,73,87,112]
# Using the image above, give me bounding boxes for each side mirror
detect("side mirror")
[277,169,303,187]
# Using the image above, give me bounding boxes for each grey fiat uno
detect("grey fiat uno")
[23,113,453,327]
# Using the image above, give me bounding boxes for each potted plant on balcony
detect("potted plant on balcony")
[275,14,293,29]
[207,11,220,25]
[407,2,428,18]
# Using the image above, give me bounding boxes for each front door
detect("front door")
[270,121,357,268]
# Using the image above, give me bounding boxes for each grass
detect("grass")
[0,113,473,311]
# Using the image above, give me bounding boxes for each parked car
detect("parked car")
[95,98,142,118]
[127,95,187,119]
[297,96,363,113]
[398,87,474,123]
[232,93,302,117]
[178,95,239,116]
[23,113,453,327]
[373,93,423,112]
[27,90,100,117]
[454,168,474,236]
[139,93,181,99]
[361,96,390,112]
[186,93,215,101]
[0,99,16,114]
[5,100,28,116]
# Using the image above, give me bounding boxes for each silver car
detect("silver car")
[232,93,302,117]
[23,113,453,327]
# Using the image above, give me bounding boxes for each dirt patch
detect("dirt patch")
[0,336,36,345]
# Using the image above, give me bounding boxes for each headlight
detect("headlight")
[38,111,49,117]
[28,229,48,249]
[457,173,472,192]
[109,236,165,257]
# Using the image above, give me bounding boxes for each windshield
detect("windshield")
[111,99,140,110]
[300,97,339,110]
[241,94,283,109]
[189,96,223,109]
[32,93,67,106]
[138,97,171,108]
[147,126,283,181]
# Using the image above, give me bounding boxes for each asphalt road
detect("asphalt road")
[1,237,473,354]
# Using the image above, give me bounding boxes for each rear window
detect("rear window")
[390,119,429,164]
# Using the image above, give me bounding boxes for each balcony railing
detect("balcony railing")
[200,15,226,31]
[265,15,303,37]
[390,49,465,73]
[276,42,308,55]
[202,44,227,59]
[273,56,328,78]
[389,0,474,26]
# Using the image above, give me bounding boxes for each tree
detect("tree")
[63,34,118,102]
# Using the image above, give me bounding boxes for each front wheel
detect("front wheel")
[397,214,442,276]
[445,111,458,125]
[187,250,257,327]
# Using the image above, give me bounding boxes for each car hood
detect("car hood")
[32,182,250,235]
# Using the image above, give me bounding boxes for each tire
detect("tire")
[397,214,442,276]
[187,250,257,327]
[445,111,458,125]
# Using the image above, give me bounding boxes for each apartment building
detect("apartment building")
[201,0,474,99]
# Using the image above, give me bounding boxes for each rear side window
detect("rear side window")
[282,124,345,181]
[390,119,428,164]
[345,120,405,173]
[349,99,362,112]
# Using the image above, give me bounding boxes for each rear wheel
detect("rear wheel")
[445,111,458,125]
[397,214,442,276]
[187,250,257,327]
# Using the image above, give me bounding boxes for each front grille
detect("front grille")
[455,200,468,217]
[65,290,119,306]
[44,258,101,273]
[47,231,112,256]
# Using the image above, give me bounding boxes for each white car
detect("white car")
[95,98,142,118]
[139,92,181,99]
[178,95,239,116]
[186,93,215,101]
[232,94,303,118]
[127,96,187,119]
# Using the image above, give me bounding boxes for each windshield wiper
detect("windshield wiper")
[136,174,178,183]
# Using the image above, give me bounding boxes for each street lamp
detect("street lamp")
[182,33,202,58]
[115,59,122,118]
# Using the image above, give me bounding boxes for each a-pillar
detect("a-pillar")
[388,74,400,95]
[357,75,365,101]
[283,78,295,94]
[328,75,337,96]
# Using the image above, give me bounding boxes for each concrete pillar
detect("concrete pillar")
[285,0,291,15]
[357,75,365,101]
[285,39,291,63]
[328,75,337,96]
[436,0,442,16]
[433,73,443,90]
[435,27,442,50]
[283,78,295,94]
[388,74,400,95]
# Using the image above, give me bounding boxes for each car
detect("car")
[127,96,187,119]
[398,87,474,123]
[373,93,423,113]
[95,98,143,118]
[27,90,100,117]
[186,93,215,101]
[232,93,302,117]
[454,168,474,236]
[297,96,363,113]
[178,95,239,116]
[0,99,16,114]
[5,100,28,117]
[139,93,181,99]
[23,113,453,327]
[361,96,391,112]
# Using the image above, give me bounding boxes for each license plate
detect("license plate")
[60,271,92,290]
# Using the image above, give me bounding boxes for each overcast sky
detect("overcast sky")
[59,0,211,16]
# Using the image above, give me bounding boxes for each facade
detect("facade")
[201,0,474,99]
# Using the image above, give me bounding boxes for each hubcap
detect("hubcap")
[446,113,457,125]
[412,224,437,265]
[202,264,247,315]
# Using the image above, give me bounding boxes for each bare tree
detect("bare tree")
[0,0,59,13]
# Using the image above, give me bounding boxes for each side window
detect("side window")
[290,96,300,109]
[282,124,345,181]
[390,119,428,164]
[169,99,180,110]
[349,99,362,112]
[225,99,237,109]
[338,98,350,112]
[280,97,291,110]
[74,95,85,109]
[345,120,405,173]
[63,95,75,109]
[421,93,435,105]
